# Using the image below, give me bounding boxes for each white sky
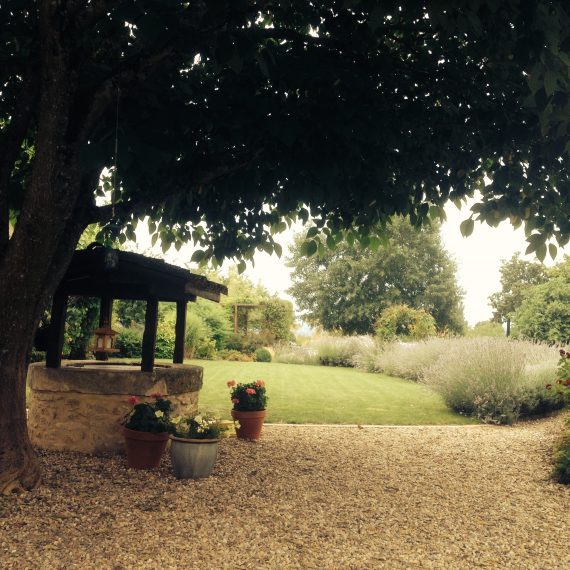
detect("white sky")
[134,200,569,329]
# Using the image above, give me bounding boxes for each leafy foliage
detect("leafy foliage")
[375,305,436,341]
[288,218,465,334]
[254,348,272,363]
[489,254,548,325]
[172,413,227,440]
[466,321,506,338]
[553,420,570,485]
[115,300,146,328]
[122,395,175,434]
[513,257,570,344]
[421,338,563,424]
[228,379,268,412]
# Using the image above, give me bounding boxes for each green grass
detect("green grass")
[190,360,475,425]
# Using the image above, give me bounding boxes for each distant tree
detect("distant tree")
[257,298,295,343]
[513,257,570,344]
[288,218,465,335]
[115,300,146,328]
[375,305,436,341]
[466,321,505,338]
[489,254,548,334]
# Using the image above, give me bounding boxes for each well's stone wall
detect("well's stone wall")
[27,362,203,454]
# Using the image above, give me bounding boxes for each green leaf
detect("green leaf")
[460,218,475,237]
[151,233,158,247]
[300,239,318,257]
[536,242,547,262]
[191,250,205,263]
[237,260,246,274]
[549,243,558,260]
[306,227,319,239]
[274,243,283,257]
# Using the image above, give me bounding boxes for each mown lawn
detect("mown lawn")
[189,360,475,425]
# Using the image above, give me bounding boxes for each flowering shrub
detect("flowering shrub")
[553,418,570,485]
[227,379,268,411]
[172,412,228,440]
[547,349,570,399]
[121,393,175,433]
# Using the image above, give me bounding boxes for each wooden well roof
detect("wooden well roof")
[57,246,228,303]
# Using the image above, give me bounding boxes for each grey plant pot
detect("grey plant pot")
[170,436,219,479]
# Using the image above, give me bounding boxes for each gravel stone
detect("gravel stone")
[0,415,569,569]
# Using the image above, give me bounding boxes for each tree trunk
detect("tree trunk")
[0,1,96,492]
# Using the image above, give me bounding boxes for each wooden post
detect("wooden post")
[46,292,68,368]
[506,317,511,337]
[173,300,187,364]
[95,296,113,361]
[141,296,158,372]
[234,304,238,333]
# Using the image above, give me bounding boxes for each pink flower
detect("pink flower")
[245,388,256,395]
[231,398,240,404]
[127,395,140,405]
[227,380,236,388]
[255,380,265,387]
[150,392,164,398]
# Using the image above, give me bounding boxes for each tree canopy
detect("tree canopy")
[513,256,570,344]
[489,253,549,325]
[2,0,570,492]
[287,217,465,335]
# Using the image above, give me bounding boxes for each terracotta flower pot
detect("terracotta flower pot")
[123,426,170,469]
[231,409,267,441]
[170,436,220,479]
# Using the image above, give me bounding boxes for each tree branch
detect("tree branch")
[90,149,262,225]
[0,71,40,253]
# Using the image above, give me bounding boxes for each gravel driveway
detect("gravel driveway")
[0,415,569,569]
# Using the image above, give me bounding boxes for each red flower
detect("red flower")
[231,398,240,404]
[556,379,563,385]
[150,392,164,399]
[245,388,256,395]
[560,349,566,356]
[127,395,140,405]
[566,378,570,386]
[546,384,552,390]
[227,380,236,388]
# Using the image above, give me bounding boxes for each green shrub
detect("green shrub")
[193,300,232,349]
[116,328,143,358]
[217,349,254,362]
[375,304,436,341]
[195,338,217,360]
[224,333,264,354]
[29,350,46,363]
[254,348,272,362]
[421,338,561,424]
[185,312,211,358]
[553,421,570,484]
[155,323,176,359]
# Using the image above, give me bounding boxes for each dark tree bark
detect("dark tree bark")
[0,1,94,493]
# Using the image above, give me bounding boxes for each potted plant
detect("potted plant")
[170,413,228,479]
[121,393,174,469]
[227,379,268,441]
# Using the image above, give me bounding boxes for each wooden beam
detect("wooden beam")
[173,300,187,364]
[46,292,68,368]
[95,296,113,361]
[141,296,158,372]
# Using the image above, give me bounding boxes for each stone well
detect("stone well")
[27,361,203,454]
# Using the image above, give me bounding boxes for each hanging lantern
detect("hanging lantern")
[93,325,119,355]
